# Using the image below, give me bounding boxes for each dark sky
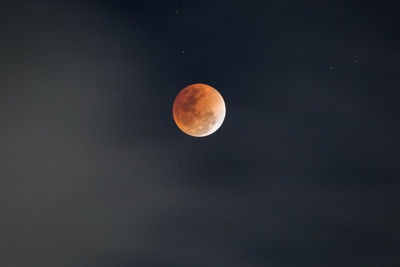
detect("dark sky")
[1,1,399,266]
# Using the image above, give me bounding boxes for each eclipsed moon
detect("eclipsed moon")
[173,83,226,137]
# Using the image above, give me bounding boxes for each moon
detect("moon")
[173,83,226,137]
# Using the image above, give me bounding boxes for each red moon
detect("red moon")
[173,83,226,137]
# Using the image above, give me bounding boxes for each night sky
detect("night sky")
[1,1,399,266]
